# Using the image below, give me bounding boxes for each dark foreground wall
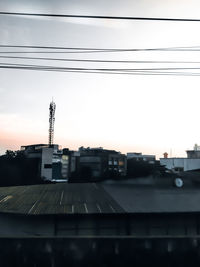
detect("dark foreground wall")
[1,237,200,267]
[0,212,199,237]
[1,212,200,266]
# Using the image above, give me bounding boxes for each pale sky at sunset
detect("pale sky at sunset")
[1,0,200,159]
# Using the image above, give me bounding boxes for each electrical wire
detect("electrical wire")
[1,65,200,76]
[1,55,200,64]
[3,62,200,71]
[1,11,200,22]
[1,44,200,51]
[1,45,200,53]
[1,62,200,76]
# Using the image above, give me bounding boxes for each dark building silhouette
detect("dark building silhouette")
[75,147,127,181]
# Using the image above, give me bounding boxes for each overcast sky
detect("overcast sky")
[1,0,200,158]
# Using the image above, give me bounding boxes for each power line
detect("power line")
[1,55,200,64]
[1,62,200,76]
[1,64,200,77]
[0,45,111,51]
[3,62,200,71]
[1,49,200,54]
[1,44,200,50]
[1,44,200,53]
[1,11,200,22]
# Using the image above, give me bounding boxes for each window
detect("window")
[114,160,118,165]
[119,160,124,166]
[44,164,52,168]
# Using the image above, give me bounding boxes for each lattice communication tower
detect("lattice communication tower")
[48,101,56,146]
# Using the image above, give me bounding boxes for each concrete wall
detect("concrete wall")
[184,159,200,171]
[160,158,184,170]
[41,147,54,180]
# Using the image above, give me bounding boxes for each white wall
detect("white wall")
[41,148,54,180]
[160,158,184,170]
[184,159,200,171]
[160,158,200,171]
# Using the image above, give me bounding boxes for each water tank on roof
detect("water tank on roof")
[174,178,183,188]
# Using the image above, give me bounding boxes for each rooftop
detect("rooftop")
[0,180,200,215]
[0,183,123,215]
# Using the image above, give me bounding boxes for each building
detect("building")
[58,148,80,181]
[186,143,200,158]
[126,152,157,178]
[127,152,156,163]
[77,147,127,180]
[21,144,78,181]
[160,144,200,172]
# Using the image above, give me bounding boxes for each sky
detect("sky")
[1,0,200,158]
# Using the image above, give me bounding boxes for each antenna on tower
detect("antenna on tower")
[48,100,56,146]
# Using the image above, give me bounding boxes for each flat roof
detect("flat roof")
[0,183,124,215]
[0,181,200,215]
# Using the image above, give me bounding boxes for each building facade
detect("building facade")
[77,147,127,180]
[21,144,78,181]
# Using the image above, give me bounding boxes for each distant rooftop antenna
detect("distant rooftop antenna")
[48,100,56,146]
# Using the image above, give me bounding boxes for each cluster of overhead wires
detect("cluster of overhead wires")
[1,45,200,76]
[1,11,200,76]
